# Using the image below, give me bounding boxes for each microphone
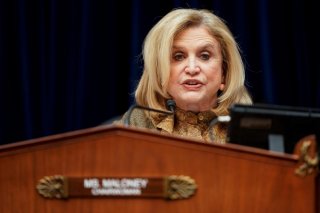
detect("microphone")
[166,99,176,113]
[208,115,231,142]
[124,102,174,126]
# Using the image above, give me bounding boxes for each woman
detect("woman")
[116,8,252,144]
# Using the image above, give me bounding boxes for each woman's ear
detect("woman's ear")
[219,83,225,91]
[219,76,225,91]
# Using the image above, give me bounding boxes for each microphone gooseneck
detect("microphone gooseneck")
[124,104,174,127]
[208,115,231,142]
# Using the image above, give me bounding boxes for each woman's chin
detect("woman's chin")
[180,94,206,104]
[175,100,212,112]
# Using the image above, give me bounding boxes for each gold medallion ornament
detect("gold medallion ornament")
[36,175,68,198]
[164,175,197,200]
[295,140,319,177]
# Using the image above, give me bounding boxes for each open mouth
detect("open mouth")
[182,79,203,89]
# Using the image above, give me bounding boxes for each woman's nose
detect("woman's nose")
[185,58,200,75]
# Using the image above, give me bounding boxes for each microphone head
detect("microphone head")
[166,99,176,112]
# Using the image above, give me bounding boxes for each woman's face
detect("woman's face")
[167,26,225,112]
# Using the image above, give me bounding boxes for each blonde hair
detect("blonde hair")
[135,8,252,115]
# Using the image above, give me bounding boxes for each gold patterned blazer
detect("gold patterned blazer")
[115,107,228,144]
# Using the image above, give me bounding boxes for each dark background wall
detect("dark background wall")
[0,0,319,144]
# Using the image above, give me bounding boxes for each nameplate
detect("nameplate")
[36,175,197,200]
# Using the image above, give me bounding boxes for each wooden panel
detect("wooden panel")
[0,125,317,213]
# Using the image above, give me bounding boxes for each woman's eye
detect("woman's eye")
[173,53,184,61]
[200,53,210,60]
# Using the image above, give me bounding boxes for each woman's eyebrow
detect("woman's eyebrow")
[172,43,216,50]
